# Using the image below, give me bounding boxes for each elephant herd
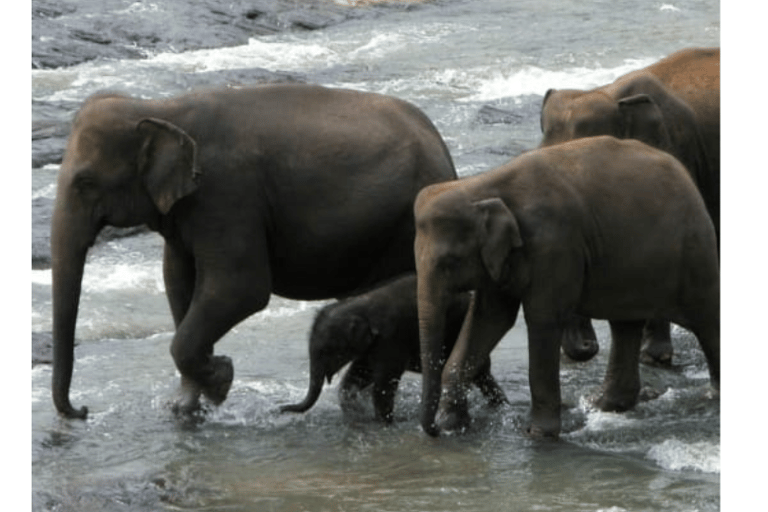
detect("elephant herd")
[50,47,719,440]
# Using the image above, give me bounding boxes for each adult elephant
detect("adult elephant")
[539,47,719,365]
[415,136,719,438]
[51,84,457,419]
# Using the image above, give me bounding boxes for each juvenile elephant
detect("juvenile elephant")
[539,47,720,366]
[415,136,719,439]
[280,274,507,423]
[51,84,457,419]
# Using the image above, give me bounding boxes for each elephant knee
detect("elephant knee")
[170,340,207,379]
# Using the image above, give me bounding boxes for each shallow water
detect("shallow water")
[31,1,720,510]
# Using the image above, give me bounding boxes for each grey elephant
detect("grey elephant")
[539,47,720,366]
[280,274,508,423]
[414,136,719,439]
[51,83,457,419]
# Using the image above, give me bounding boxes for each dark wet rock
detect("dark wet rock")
[475,105,523,125]
[32,331,55,366]
[32,100,78,168]
[176,67,307,90]
[32,193,150,270]
[32,197,55,269]
[32,0,433,69]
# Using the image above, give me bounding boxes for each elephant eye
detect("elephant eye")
[73,173,98,192]
[440,255,463,271]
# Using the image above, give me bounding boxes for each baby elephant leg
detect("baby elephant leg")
[372,370,403,424]
[471,358,508,407]
[339,359,373,415]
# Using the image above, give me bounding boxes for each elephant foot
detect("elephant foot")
[526,423,560,441]
[200,355,234,405]
[527,406,561,440]
[171,356,234,415]
[594,387,639,413]
[640,339,673,366]
[436,403,472,435]
[485,390,509,409]
[561,318,599,362]
[640,320,673,367]
[171,375,203,416]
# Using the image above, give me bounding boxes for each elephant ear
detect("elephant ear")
[474,198,523,282]
[345,315,379,353]
[617,94,673,150]
[540,88,556,133]
[137,118,202,215]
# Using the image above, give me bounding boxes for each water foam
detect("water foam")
[31,261,164,294]
[463,57,658,102]
[647,438,720,473]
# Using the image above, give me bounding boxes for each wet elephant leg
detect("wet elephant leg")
[170,285,269,415]
[595,320,645,412]
[372,369,402,423]
[339,359,373,415]
[526,320,563,439]
[561,314,599,362]
[163,243,195,327]
[640,318,673,366]
[163,243,204,412]
[438,289,518,433]
[471,358,508,408]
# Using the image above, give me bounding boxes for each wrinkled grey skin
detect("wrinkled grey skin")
[540,47,720,366]
[51,84,457,419]
[280,274,507,423]
[415,136,719,438]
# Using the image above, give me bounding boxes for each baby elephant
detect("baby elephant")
[280,274,508,423]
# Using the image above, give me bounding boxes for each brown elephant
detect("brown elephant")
[51,84,457,419]
[539,47,720,366]
[414,136,719,438]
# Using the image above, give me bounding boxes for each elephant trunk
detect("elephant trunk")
[50,202,97,419]
[280,360,327,414]
[417,273,448,437]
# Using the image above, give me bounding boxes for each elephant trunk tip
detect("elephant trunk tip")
[279,403,309,414]
[54,398,89,420]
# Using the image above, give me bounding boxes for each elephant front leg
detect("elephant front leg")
[639,318,673,366]
[526,321,563,439]
[169,291,265,415]
[339,360,373,417]
[438,289,517,433]
[372,373,401,424]
[595,320,644,412]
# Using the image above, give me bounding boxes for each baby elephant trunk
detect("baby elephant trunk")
[280,361,328,414]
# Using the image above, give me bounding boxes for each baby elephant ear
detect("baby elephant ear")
[137,118,202,215]
[474,198,522,282]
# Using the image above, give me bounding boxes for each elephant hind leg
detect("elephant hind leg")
[595,320,645,412]
[681,300,720,390]
[640,318,673,366]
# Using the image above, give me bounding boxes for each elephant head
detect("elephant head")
[539,75,714,223]
[415,192,523,435]
[51,93,201,418]
[540,87,673,151]
[280,307,379,414]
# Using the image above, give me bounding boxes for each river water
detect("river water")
[31,1,720,510]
